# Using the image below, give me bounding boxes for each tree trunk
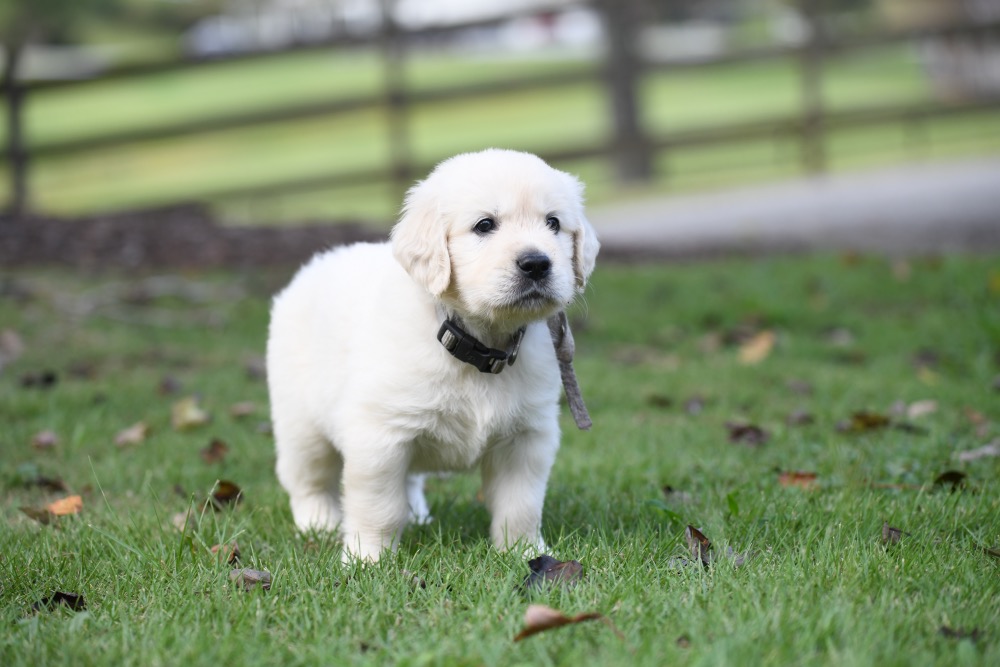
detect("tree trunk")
[2,41,28,218]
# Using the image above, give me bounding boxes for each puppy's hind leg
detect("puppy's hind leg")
[275,423,343,533]
[406,473,433,525]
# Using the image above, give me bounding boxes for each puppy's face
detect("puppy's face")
[391,150,599,330]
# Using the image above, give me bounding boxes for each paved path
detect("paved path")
[588,157,1000,258]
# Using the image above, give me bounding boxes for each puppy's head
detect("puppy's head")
[391,149,599,329]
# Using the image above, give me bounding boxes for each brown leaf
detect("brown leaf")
[31,429,59,450]
[676,635,692,649]
[932,470,967,491]
[738,330,775,365]
[158,375,183,395]
[211,541,241,564]
[114,421,150,447]
[47,495,83,516]
[19,506,54,525]
[200,438,230,464]
[881,522,905,545]
[21,370,58,389]
[32,592,86,612]
[206,480,243,511]
[229,401,257,419]
[726,421,769,447]
[939,625,981,642]
[646,394,673,409]
[837,411,891,433]
[778,471,819,491]
[523,555,584,590]
[230,568,271,591]
[172,396,211,431]
[513,604,620,642]
[685,525,712,566]
[983,546,1000,560]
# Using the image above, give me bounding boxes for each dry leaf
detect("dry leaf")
[523,555,584,590]
[114,421,150,447]
[939,625,982,642]
[172,396,211,431]
[881,522,905,545]
[32,592,86,612]
[47,495,83,516]
[646,394,673,409]
[932,470,967,491]
[19,506,53,525]
[31,430,59,450]
[778,471,819,491]
[200,438,230,464]
[983,546,1000,560]
[230,568,271,591]
[171,510,197,532]
[726,422,769,447]
[685,525,712,566]
[211,541,241,564]
[206,480,243,511]
[738,330,775,365]
[229,401,256,419]
[837,411,891,433]
[21,370,58,389]
[956,441,1000,462]
[158,375,183,395]
[786,409,815,426]
[513,604,620,642]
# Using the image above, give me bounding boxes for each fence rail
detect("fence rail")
[3,0,1000,217]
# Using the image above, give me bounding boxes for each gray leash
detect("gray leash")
[547,311,592,431]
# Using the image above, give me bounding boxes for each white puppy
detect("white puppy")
[267,149,599,561]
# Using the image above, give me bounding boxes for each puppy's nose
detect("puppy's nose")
[516,252,551,281]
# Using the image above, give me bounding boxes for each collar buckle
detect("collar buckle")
[437,318,525,374]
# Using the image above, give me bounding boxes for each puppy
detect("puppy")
[267,149,599,561]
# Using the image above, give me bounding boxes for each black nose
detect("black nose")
[516,252,551,281]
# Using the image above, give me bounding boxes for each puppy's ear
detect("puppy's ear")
[390,181,451,297]
[559,171,600,290]
[573,214,600,290]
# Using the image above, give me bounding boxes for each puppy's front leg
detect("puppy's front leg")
[480,430,559,553]
[340,448,411,562]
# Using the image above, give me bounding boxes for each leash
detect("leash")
[547,311,592,431]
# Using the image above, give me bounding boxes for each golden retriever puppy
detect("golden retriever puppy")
[267,149,599,561]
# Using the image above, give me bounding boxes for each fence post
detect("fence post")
[378,0,412,204]
[598,0,652,183]
[2,42,28,217]
[798,0,826,174]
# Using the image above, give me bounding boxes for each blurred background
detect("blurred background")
[1,0,999,227]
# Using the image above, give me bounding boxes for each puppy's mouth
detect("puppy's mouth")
[503,284,561,311]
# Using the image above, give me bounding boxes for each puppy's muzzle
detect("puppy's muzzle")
[516,251,551,282]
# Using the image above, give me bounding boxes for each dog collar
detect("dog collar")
[437,318,525,374]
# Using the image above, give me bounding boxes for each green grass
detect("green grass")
[5,45,1000,223]
[2,254,999,665]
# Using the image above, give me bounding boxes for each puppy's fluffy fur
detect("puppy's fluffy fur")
[267,149,599,561]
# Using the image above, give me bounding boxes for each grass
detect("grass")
[1,253,999,665]
[5,44,1000,222]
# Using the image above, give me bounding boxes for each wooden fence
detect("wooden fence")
[2,0,999,218]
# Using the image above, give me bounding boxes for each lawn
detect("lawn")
[5,44,1000,223]
[1,253,999,665]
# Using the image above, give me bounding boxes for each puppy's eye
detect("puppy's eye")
[473,217,496,235]
[546,216,561,233]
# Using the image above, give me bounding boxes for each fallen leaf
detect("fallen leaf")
[646,394,673,409]
[206,480,242,511]
[932,470,967,492]
[956,441,1000,462]
[738,330,775,365]
[200,438,230,464]
[230,568,271,591]
[245,357,267,381]
[939,625,981,642]
[685,525,712,566]
[47,495,83,516]
[211,541,241,564]
[229,401,256,419]
[172,396,211,431]
[158,375,183,395]
[726,421,769,447]
[523,555,584,590]
[114,421,150,447]
[911,348,940,369]
[32,592,86,612]
[20,370,58,389]
[513,604,621,642]
[906,399,938,419]
[778,471,819,491]
[881,522,905,545]
[171,510,197,532]
[19,506,54,525]
[983,546,1000,560]
[31,430,59,450]
[837,411,891,433]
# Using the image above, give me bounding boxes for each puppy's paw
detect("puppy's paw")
[289,493,341,533]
